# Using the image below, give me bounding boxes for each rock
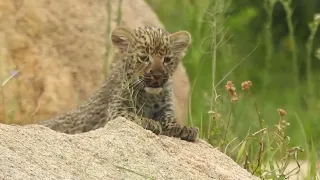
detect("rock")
[0,0,189,125]
[0,118,258,180]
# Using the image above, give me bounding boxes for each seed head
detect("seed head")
[225,81,238,102]
[277,108,286,116]
[241,80,252,91]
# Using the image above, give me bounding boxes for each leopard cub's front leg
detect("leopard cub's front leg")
[159,114,198,142]
[154,107,198,142]
[108,108,162,135]
[138,116,162,135]
[161,122,198,142]
[124,112,162,135]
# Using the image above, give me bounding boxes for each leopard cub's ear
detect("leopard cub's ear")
[169,31,191,54]
[111,27,135,52]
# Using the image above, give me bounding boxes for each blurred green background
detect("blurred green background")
[146,0,320,150]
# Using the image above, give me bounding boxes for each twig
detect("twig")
[1,70,20,86]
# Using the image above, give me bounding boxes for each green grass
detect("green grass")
[147,0,319,178]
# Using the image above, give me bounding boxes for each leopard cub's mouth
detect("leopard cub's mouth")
[144,79,165,94]
[144,87,163,94]
[143,72,168,94]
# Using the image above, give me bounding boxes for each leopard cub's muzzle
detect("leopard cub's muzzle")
[143,69,168,94]
[144,69,168,87]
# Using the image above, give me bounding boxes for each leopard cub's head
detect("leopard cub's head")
[111,26,191,94]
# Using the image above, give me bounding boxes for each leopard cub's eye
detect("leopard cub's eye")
[138,56,149,62]
[164,57,172,63]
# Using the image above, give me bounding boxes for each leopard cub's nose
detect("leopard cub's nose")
[150,70,163,80]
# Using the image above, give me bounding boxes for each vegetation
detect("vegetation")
[147,0,319,179]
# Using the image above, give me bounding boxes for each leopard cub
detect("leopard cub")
[39,26,198,142]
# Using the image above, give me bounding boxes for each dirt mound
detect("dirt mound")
[0,0,189,125]
[0,117,258,180]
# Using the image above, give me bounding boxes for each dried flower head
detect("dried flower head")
[241,80,252,91]
[277,108,286,116]
[225,81,235,91]
[225,81,238,102]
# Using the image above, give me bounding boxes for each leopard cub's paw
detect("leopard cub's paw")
[180,126,199,142]
[145,120,162,135]
[152,121,162,135]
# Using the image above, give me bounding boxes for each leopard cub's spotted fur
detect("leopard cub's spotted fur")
[39,26,198,142]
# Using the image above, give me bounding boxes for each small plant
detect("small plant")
[206,80,308,179]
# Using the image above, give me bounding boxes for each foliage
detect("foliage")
[147,0,320,178]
